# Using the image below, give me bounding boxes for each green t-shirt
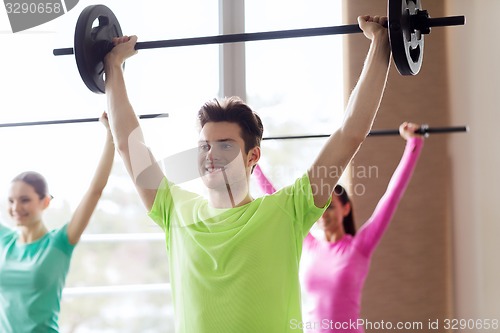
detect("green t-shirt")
[148,173,328,333]
[0,223,75,333]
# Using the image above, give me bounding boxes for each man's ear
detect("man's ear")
[248,146,261,171]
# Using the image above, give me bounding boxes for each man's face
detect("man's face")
[197,121,249,190]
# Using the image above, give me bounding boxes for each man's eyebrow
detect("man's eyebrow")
[198,139,237,143]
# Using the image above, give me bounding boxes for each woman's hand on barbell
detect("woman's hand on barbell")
[400,122,423,140]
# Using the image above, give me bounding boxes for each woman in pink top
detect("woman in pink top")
[254,122,424,333]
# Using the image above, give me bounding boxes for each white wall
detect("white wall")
[447,0,500,321]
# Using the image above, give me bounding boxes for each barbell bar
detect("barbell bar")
[0,113,168,128]
[0,114,467,139]
[52,13,465,56]
[262,125,469,140]
[52,0,465,94]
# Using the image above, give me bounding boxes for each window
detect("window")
[245,0,345,191]
[0,1,343,331]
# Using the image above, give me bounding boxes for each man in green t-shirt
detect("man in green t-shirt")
[103,15,390,333]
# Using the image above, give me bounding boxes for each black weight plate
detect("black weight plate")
[388,0,424,75]
[74,5,123,94]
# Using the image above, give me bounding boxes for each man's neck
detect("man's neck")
[208,183,253,208]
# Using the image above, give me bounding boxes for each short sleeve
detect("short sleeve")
[0,222,9,234]
[274,172,331,239]
[147,177,202,235]
[148,177,175,231]
[0,222,14,241]
[51,223,76,255]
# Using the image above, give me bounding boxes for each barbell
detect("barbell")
[0,113,468,138]
[0,113,168,128]
[53,0,465,94]
[263,125,469,140]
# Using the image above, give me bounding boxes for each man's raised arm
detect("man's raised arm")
[309,15,391,208]
[104,35,164,211]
